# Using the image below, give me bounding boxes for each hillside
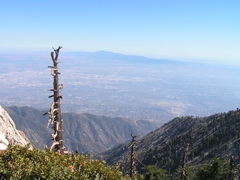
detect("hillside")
[99,109,240,173]
[4,106,157,154]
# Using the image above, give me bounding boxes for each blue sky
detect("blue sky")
[0,0,239,63]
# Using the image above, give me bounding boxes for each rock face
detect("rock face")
[0,105,31,150]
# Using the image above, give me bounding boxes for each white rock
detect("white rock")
[0,105,31,150]
[0,131,9,146]
[0,143,8,150]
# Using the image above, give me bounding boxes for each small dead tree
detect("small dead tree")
[179,143,189,180]
[45,46,64,153]
[228,156,234,180]
[129,132,138,179]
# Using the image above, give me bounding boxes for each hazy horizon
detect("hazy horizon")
[0,49,239,67]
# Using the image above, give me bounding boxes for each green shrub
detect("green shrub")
[0,145,129,180]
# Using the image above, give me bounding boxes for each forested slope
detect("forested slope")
[99,109,240,173]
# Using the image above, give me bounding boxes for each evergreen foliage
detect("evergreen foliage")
[176,165,195,180]
[195,159,229,180]
[142,165,169,180]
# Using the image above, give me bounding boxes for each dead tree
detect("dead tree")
[129,132,138,179]
[228,156,234,180]
[179,143,189,180]
[46,46,64,153]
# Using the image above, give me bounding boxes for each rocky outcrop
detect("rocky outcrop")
[0,105,31,150]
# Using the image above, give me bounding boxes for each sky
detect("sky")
[0,0,240,64]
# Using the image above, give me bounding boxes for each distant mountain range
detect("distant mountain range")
[4,106,158,154]
[62,50,180,65]
[98,108,240,173]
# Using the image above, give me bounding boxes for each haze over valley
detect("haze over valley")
[1,51,239,123]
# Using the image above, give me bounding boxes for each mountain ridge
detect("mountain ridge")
[62,50,178,65]
[4,106,158,154]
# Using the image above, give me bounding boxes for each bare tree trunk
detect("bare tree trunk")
[130,133,138,179]
[47,46,64,153]
[228,156,234,180]
[179,143,189,180]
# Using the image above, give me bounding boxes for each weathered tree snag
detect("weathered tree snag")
[47,46,64,153]
[179,143,189,180]
[129,133,138,179]
[228,156,234,180]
